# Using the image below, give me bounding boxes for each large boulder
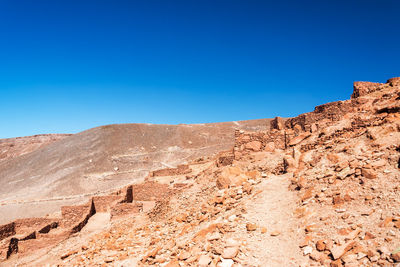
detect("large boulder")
[216,166,249,189]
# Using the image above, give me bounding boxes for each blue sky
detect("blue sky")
[0,0,399,138]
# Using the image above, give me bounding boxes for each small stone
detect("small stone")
[335,208,346,213]
[178,251,191,260]
[370,255,379,262]
[330,259,343,267]
[392,252,400,262]
[330,241,356,260]
[362,168,377,179]
[198,255,212,267]
[303,246,312,255]
[104,257,114,263]
[225,238,240,247]
[222,246,239,259]
[357,252,367,260]
[270,230,280,236]
[309,250,321,261]
[207,232,221,241]
[316,240,326,251]
[261,227,267,233]
[219,258,234,267]
[364,232,375,240]
[228,214,236,222]
[299,235,312,247]
[246,223,257,231]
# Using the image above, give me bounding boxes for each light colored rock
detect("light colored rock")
[289,132,311,146]
[225,238,240,247]
[303,246,312,255]
[362,168,377,179]
[246,223,257,231]
[222,246,239,259]
[198,255,212,266]
[219,258,234,267]
[245,141,262,152]
[330,241,356,260]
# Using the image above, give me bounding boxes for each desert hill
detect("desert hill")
[0,119,271,223]
[0,134,71,162]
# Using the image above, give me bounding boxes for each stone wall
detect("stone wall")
[70,200,96,234]
[92,195,123,212]
[131,182,172,201]
[0,223,15,241]
[150,164,192,177]
[110,203,143,218]
[234,129,288,156]
[14,218,54,235]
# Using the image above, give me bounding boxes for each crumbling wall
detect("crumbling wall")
[61,199,96,232]
[216,151,234,167]
[14,218,54,235]
[0,223,15,241]
[285,100,354,131]
[111,203,143,218]
[70,199,96,234]
[131,182,172,201]
[234,129,288,153]
[150,164,191,177]
[92,195,123,212]
[38,222,58,234]
[122,185,133,203]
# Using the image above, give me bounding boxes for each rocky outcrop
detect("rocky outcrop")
[351,81,383,98]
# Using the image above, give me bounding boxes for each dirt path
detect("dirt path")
[81,212,111,233]
[241,173,307,266]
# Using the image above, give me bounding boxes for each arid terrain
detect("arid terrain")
[1,77,400,266]
[0,119,271,224]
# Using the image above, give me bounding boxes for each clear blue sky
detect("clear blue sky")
[0,0,399,138]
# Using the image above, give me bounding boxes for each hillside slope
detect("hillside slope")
[0,119,271,223]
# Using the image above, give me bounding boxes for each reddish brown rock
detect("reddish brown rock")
[351,81,382,98]
[330,241,356,260]
[301,187,314,202]
[245,141,262,152]
[364,232,375,240]
[392,252,400,262]
[316,240,326,251]
[289,132,311,146]
[246,223,257,231]
[361,168,377,179]
[388,77,400,87]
